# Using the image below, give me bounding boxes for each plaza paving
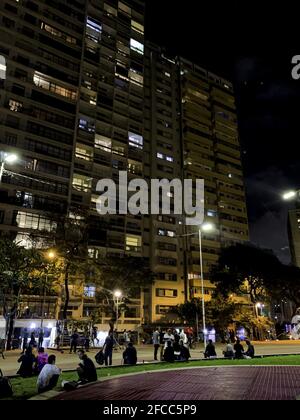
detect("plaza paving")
[1,341,300,376]
[52,366,300,400]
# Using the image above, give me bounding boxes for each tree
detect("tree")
[91,256,154,329]
[205,294,238,341]
[0,238,44,350]
[211,243,300,309]
[175,298,201,327]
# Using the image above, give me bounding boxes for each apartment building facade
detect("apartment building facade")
[0,0,248,329]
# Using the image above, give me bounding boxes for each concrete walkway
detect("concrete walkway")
[2,341,300,376]
[52,366,300,400]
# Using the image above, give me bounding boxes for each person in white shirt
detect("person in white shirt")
[179,329,188,347]
[37,355,61,393]
[163,329,175,349]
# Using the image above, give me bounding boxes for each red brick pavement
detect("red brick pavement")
[53,366,300,400]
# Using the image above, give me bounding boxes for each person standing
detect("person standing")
[22,328,29,353]
[163,329,175,349]
[163,341,175,363]
[123,329,130,348]
[152,328,160,361]
[179,329,188,347]
[29,331,37,348]
[38,330,44,348]
[103,331,114,366]
[92,326,99,346]
[70,330,79,354]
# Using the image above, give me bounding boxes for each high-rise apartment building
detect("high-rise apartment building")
[0,0,248,330]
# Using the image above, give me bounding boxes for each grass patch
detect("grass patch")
[5,355,300,400]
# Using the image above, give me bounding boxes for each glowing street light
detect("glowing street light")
[0,152,18,182]
[282,191,297,201]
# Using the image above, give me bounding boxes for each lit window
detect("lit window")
[16,211,57,232]
[157,153,164,159]
[128,132,143,149]
[9,99,23,112]
[119,2,131,15]
[41,22,76,44]
[75,144,94,161]
[104,3,117,16]
[129,69,143,86]
[78,117,95,133]
[95,134,112,152]
[86,17,102,43]
[158,229,165,236]
[126,234,142,252]
[33,72,77,100]
[131,20,144,35]
[128,159,142,175]
[84,285,96,298]
[130,39,144,55]
[167,230,175,237]
[0,55,6,80]
[166,156,174,162]
[165,72,171,77]
[207,210,217,217]
[72,174,92,192]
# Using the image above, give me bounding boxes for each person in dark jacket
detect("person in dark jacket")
[245,340,255,358]
[77,350,97,384]
[179,341,191,361]
[204,340,217,359]
[234,339,244,359]
[29,331,37,348]
[103,331,114,366]
[22,328,29,353]
[17,346,36,377]
[163,341,175,363]
[123,342,137,365]
[70,330,79,354]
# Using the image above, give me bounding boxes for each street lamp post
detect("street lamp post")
[40,251,56,330]
[199,223,214,349]
[114,290,122,331]
[0,152,18,182]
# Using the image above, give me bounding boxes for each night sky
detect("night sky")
[145,0,300,263]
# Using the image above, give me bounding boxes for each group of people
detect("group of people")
[204,339,255,360]
[153,328,191,363]
[17,345,98,393]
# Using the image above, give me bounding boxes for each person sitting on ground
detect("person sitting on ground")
[17,346,36,377]
[37,355,61,394]
[179,340,191,361]
[36,347,48,373]
[77,349,97,384]
[123,342,137,365]
[204,339,217,359]
[245,340,255,359]
[163,340,175,363]
[223,340,234,359]
[234,339,244,359]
